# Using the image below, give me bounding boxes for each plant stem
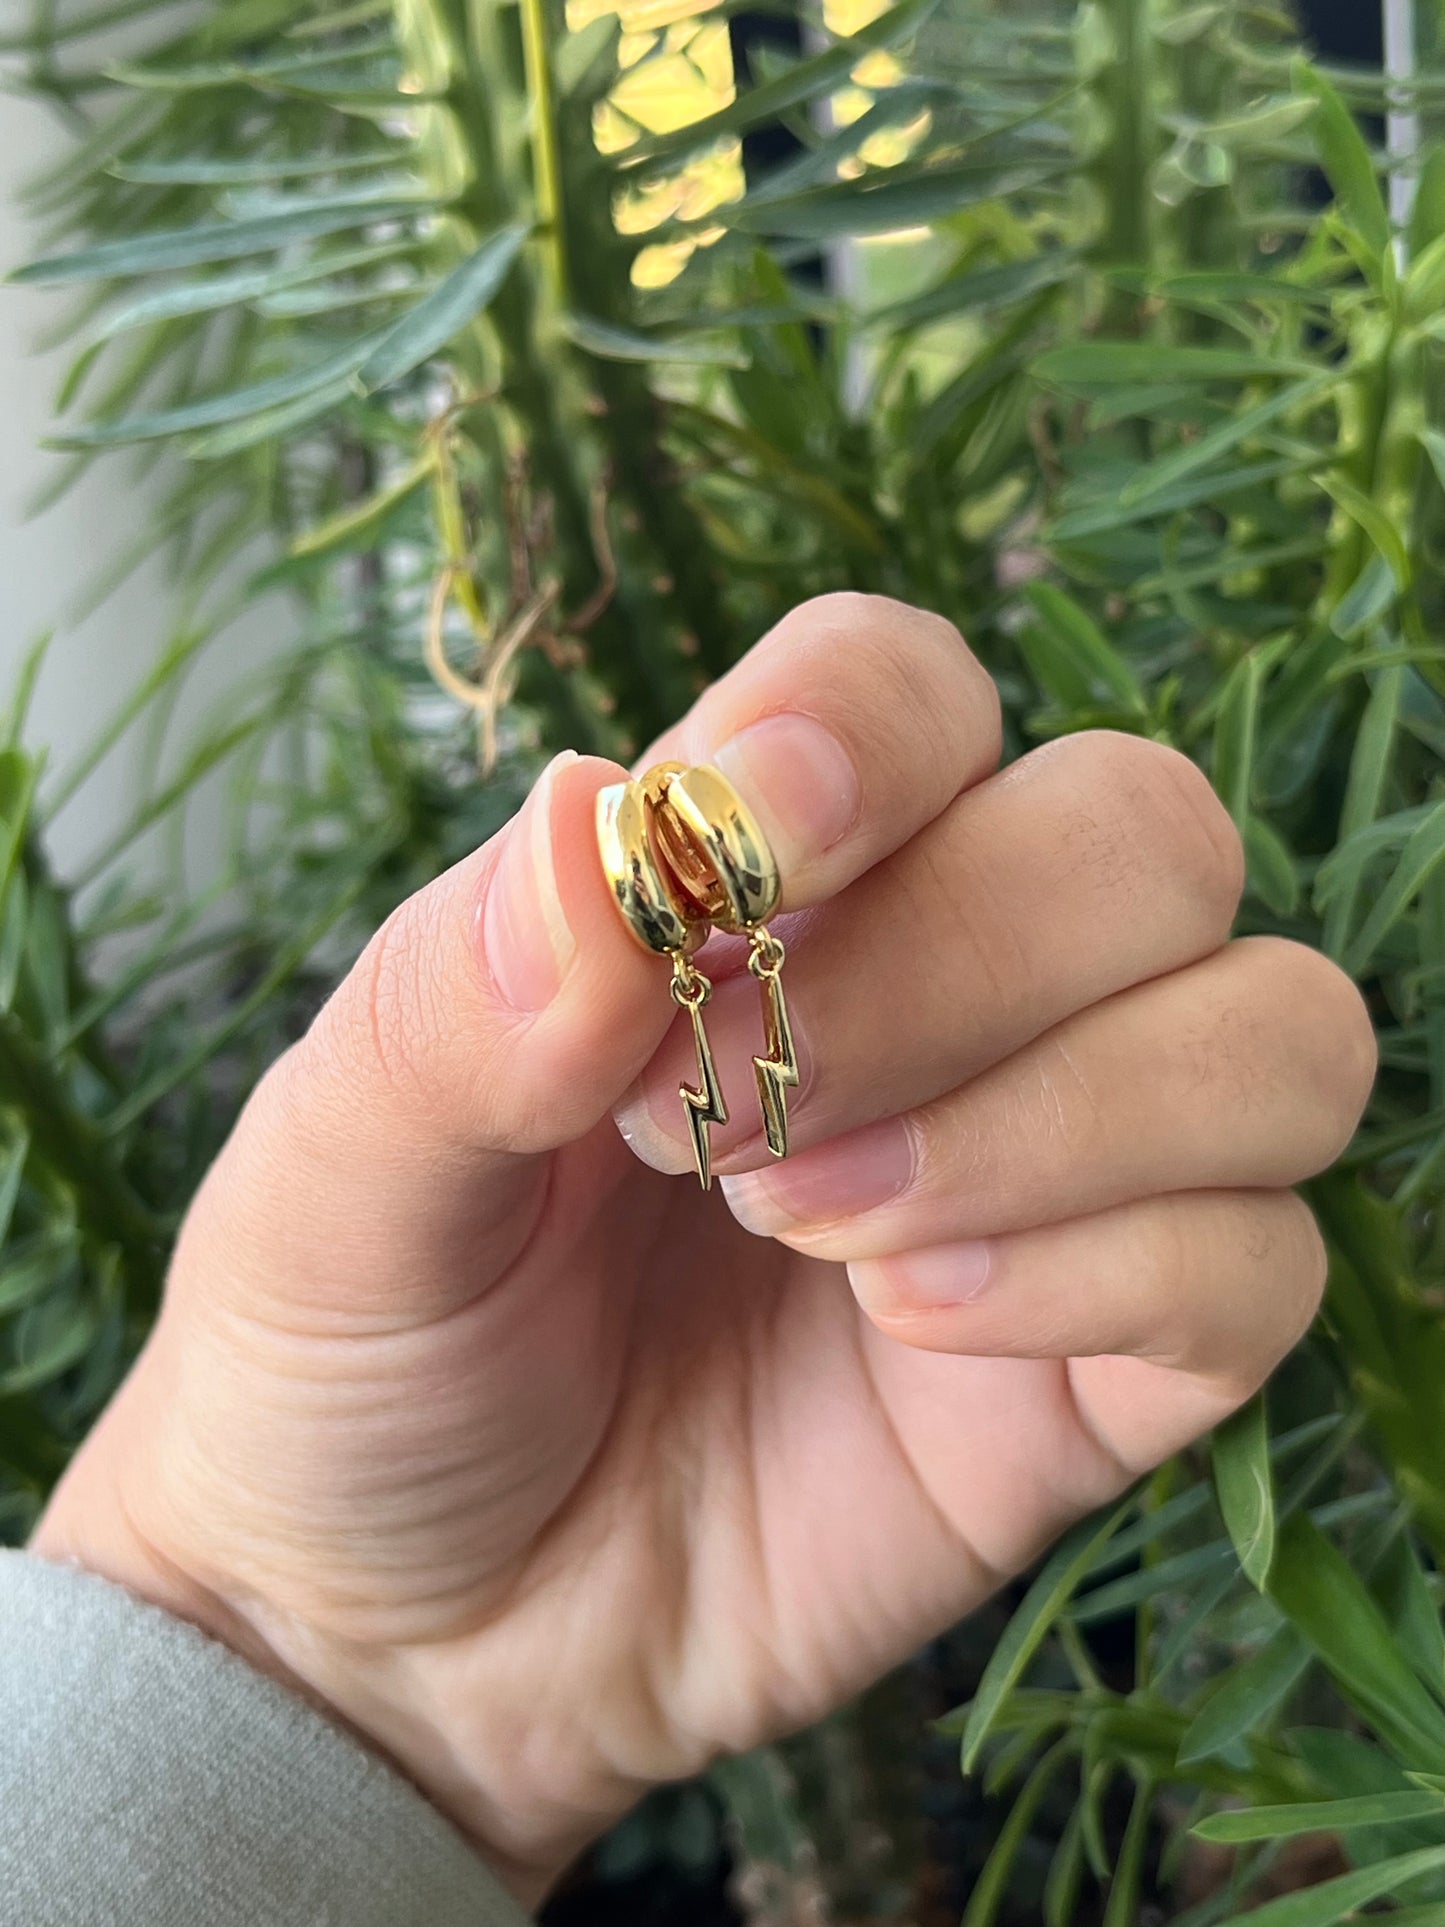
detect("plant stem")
[518,0,566,309]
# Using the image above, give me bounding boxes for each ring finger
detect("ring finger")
[720,934,1376,1258]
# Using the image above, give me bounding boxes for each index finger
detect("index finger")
[636,592,1002,911]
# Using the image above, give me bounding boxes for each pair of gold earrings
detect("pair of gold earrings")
[597,762,797,1191]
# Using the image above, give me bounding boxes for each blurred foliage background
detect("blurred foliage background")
[8,0,1445,1917]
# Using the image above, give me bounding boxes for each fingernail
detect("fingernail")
[721,1116,916,1235]
[887,1240,994,1307]
[482,750,579,1013]
[711,713,860,880]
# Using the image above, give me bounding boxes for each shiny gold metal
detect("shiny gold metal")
[596,779,695,958]
[647,762,781,934]
[671,951,728,1192]
[746,927,798,1160]
[597,776,724,1188]
[597,759,798,1184]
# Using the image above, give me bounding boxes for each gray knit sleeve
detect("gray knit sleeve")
[0,1551,531,1927]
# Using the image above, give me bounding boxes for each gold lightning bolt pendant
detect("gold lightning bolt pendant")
[748,929,797,1159]
[672,955,728,1190]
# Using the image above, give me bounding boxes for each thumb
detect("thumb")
[182,751,674,1320]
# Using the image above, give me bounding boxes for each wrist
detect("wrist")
[32,1392,572,1910]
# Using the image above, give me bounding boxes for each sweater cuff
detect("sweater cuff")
[0,1550,530,1927]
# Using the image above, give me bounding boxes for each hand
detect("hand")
[34,596,1375,1906]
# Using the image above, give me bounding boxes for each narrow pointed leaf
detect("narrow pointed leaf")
[13,200,428,285]
[1035,343,1311,387]
[1213,1393,1276,1588]
[1215,1845,1445,1925]
[1266,1510,1445,1767]
[1022,584,1146,711]
[961,1494,1136,1772]
[1178,1625,1311,1764]
[1195,1790,1445,1844]
[352,223,527,394]
[1120,372,1336,508]
[1296,59,1392,262]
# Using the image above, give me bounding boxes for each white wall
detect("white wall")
[0,91,289,888]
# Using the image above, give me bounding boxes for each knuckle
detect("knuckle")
[1234,1189,1325,1348]
[1265,939,1379,1156]
[1031,1033,1110,1166]
[1183,938,1377,1173]
[1067,732,1245,925]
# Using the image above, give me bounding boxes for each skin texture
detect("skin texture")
[33,596,1377,1908]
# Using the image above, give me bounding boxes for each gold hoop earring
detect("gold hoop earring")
[597,762,798,1188]
[596,778,727,1190]
[649,764,798,1163]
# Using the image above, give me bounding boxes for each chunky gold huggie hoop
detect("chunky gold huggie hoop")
[649,764,798,1164]
[596,777,728,1190]
[596,762,798,1190]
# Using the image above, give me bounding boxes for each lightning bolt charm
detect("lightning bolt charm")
[672,956,728,1191]
[749,928,798,1160]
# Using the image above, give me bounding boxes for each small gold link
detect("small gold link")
[670,952,712,1010]
[747,928,786,978]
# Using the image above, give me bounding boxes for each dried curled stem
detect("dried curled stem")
[421,432,620,772]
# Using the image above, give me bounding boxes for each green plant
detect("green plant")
[9,0,1445,1917]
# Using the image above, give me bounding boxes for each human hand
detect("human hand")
[33,596,1376,1906]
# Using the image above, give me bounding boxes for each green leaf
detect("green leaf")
[1195,1791,1445,1844]
[1216,1845,1445,1925]
[2,1291,98,1395]
[1420,426,1445,497]
[1022,584,1146,712]
[963,1743,1074,1927]
[1323,664,1402,954]
[1103,1779,1155,1927]
[11,199,430,285]
[93,238,416,339]
[1034,343,1310,388]
[1043,1801,1087,1927]
[0,1128,30,1249]
[1204,95,1319,148]
[1245,816,1301,916]
[1119,371,1336,508]
[960,1494,1136,1772]
[1320,473,1412,587]
[289,449,436,557]
[187,378,358,458]
[1265,1510,1445,1768]
[1412,147,1445,254]
[1344,798,1445,977]
[1212,649,1268,827]
[1071,1538,1238,1624]
[108,35,394,89]
[51,337,381,447]
[1050,453,1320,542]
[111,148,397,185]
[726,158,1061,241]
[561,313,748,368]
[1375,1533,1445,1703]
[1295,59,1392,266]
[1213,1394,1276,1589]
[865,252,1075,333]
[1331,551,1399,641]
[1178,1624,1311,1764]
[353,223,528,393]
